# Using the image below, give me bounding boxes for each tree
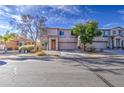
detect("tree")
[0,31,18,52]
[11,14,47,52]
[71,21,102,51]
[1,31,17,43]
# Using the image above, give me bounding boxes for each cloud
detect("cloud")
[0,6,12,13]
[0,24,12,30]
[117,9,124,21]
[0,5,96,32]
[102,23,119,28]
[84,6,95,13]
[50,5,80,15]
[118,10,124,14]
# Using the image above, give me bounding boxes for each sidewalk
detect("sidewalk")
[44,50,60,56]
[60,51,110,58]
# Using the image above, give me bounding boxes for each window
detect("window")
[103,31,110,37]
[119,30,122,35]
[59,31,64,37]
[113,31,116,34]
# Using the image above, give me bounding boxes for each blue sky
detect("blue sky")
[1,5,124,35]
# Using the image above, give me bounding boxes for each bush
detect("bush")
[7,48,12,50]
[15,47,18,50]
[85,46,96,52]
[107,46,110,49]
[19,45,34,52]
[36,51,45,56]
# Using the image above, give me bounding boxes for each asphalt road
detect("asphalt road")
[0,52,124,87]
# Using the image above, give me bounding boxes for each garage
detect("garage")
[59,42,77,50]
[92,41,107,49]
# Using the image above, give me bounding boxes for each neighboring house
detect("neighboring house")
[93,26,124,49]
[6,36,34,50]
[40,27,124,50]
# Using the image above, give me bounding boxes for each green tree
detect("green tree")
[71,21,102,51]
[0,31,18,51]
[2,31,17,43]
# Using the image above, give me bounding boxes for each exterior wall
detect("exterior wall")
[93,37,109,42]
[41,27,124,50]
[47,28,58,35]
[6,36,34,50]
[6,41,18,50]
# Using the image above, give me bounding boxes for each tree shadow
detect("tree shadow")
[0,56,56,62]
[59,56,124,75]
[0,61,7,66]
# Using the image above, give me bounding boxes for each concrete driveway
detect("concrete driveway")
[0,52,124,87]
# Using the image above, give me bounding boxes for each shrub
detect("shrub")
[15,47,18,50]
[19,45,34,52]
[85,46,96,52]
[107,46,110,49]
[91,47,96,52]
[7,48,12,50]
[26,45,34,51]
[36,51,45,56]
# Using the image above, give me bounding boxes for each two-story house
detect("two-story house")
[41,28,77,50]
[40,27,124,50]
[100,26,124,49]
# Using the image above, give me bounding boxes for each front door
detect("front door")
[116,38,121,48]
[51,39,56,50]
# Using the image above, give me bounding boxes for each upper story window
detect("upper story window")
[119,30,122,35]
[59,31,64,37]
[113,30,116,34]
[103,31,110,37]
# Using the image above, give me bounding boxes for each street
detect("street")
[0,52,124,87]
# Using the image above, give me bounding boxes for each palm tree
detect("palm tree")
[0,31,18,53]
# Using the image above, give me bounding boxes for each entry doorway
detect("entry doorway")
[51,39,56,50]
[116,38,121,48]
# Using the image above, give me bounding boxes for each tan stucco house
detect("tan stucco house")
[40,28,77,50]
[40,27,124,50]
[6,36,34,50]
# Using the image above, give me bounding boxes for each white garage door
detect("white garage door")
[59,42,77,50]
[92,42,107,49]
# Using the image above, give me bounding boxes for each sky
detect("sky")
[1,5,124,35]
